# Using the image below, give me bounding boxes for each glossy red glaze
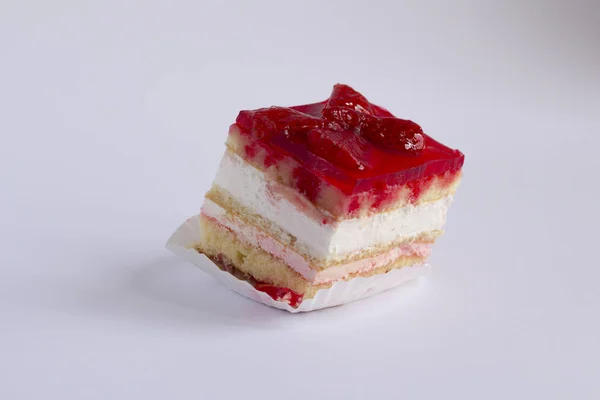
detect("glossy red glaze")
[233,84,464,214]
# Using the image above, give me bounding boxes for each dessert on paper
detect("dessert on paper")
[168,84,464,312]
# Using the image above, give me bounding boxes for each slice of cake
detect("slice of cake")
[197,84,464,308]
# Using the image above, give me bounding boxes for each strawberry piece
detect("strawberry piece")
[236,107,321,139]
[236,110,276,139]
[307,129,372,171]
[322,106,360,130]
[254,284,304,308]
[322,105,375,132]
[363,117,425,153]
[326,84,376,114]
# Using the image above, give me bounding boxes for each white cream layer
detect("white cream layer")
[212,151,452,262]
[202,199,430,284]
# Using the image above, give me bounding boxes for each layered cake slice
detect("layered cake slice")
[198,84,464,307]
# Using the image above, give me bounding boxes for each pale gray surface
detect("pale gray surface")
[1,1,599,399]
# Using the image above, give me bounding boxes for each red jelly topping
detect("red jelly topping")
[233,84,464,215]
[254,284,304,308]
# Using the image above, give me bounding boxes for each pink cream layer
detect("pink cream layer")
[201,202,431,284]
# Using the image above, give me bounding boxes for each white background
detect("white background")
[2,1,599,399]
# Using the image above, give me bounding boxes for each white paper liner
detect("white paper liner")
[166,215,430,313]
